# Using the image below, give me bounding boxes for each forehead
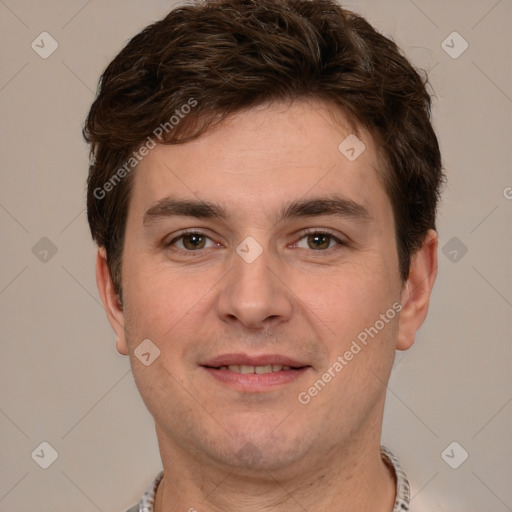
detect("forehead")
[129,99,391,224]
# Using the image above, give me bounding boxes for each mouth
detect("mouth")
[212,364,297,374]
[201,354,311,391]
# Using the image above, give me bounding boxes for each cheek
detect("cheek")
[121,242,194,331]
[120,255,223,379]
[293,258,400,343]
[295,263,400,418]
[123,279,196,347]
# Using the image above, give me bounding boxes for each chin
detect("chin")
[211,426,310,473]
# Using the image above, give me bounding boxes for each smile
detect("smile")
[215,364,293,374]
[201,354,311,392]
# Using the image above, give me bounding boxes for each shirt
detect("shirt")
[126,445,410,511]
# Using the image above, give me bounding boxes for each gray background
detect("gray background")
[0,0,510,510]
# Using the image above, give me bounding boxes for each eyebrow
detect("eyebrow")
[143,195,371,226]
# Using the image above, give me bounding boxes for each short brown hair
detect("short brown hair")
[84,0,444,297]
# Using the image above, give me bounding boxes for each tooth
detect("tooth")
[255,365,272,374]
[222,364,294,374]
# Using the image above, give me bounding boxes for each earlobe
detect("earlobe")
[96,248,128,355]
[115,337,127,355]
[396,230,438,351]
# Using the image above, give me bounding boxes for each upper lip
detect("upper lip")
[202,353,309,368]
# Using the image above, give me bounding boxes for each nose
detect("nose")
[216,243,294,331]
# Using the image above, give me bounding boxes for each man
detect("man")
[84,0,443,510]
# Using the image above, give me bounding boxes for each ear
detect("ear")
[396,229,438,351]
[96,247,128,355]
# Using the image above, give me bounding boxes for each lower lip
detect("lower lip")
[202,366,310,392]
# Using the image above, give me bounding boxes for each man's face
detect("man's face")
[115,100,405,472]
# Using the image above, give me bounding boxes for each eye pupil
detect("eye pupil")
[183,234,205,250]
[308,234,330,250]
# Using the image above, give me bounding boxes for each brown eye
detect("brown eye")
[294,231,342,251]
[181,233,206,250]
[307,233,333,250]
[167,232,216,251]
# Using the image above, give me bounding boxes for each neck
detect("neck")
[154,432,396,512]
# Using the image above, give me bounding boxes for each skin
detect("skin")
[96,99,438,512]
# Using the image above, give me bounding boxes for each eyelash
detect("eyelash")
[165,228,345,253]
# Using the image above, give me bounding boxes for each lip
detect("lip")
[202,353,309,368]
[201,353,311,392]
